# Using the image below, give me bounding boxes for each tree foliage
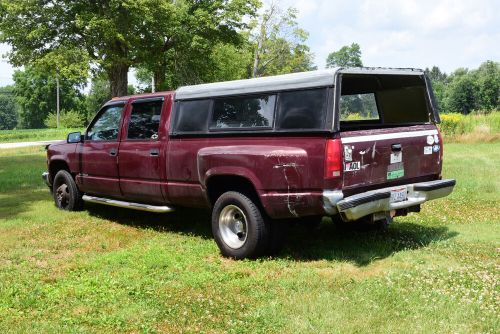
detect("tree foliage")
[326,43,363,68]
[0,86,18,130]
[13,66,85,128]
[136,2,315,89]
[0,0,259,97]
[85,77,112,122]
[427,61,499,114]
[251,4,316,77]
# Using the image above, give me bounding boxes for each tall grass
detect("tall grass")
[439,111,500,142]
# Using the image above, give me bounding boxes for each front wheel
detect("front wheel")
[212,191,269,259]
[52,170,83,211]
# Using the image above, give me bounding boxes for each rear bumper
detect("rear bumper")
[323,179,456,221]
[42,171,51,188]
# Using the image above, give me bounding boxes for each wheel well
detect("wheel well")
[49,160,70,180]
[206,175,261,207]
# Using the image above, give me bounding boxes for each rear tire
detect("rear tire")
[52,170,83,211]
[212,191,269,259]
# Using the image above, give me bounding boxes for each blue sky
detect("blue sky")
[0,0,499,87]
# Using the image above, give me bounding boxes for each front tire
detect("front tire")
[212,191,269,259]
[52,170,83,211]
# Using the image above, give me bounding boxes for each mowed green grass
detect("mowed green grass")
[0,143,498,333]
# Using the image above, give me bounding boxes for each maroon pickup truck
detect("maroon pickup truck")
[43,68,455,259]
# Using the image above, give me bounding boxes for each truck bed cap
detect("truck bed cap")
[175,67,424,100]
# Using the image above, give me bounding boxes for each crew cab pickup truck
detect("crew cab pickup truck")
[43,68,455,259]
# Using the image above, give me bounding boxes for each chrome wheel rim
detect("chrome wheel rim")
[219,205,248,249]
[56,183,70,209]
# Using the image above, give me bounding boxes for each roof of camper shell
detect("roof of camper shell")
[174,67,424,100]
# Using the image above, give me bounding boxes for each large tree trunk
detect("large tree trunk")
[154,61,167,92]
[108,63,129,97]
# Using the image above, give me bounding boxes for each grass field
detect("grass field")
[0,128,84,143]
[0,143,498,333]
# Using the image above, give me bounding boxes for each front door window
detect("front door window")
[86,105,124,141]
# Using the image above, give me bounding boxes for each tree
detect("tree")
[0,86,17,130]
[136,41,253,91]
[0,0,258,97]
[474,60,499,111]
[251,4,316,78]
[326,43,363,68]
[438,61,499,114]
[138,0,259,91]
[85,77,111,122]
[443,69,478,114]
[425,66,448,110]
[13,66,86,128]
[425,66,448,82]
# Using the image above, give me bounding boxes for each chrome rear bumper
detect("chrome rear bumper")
[323,179,456,221]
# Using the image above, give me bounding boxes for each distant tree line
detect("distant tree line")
[425,61,499,114]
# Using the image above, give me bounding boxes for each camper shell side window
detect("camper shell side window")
[171,87,333,135]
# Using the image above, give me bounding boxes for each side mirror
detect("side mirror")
[67,132,83,143]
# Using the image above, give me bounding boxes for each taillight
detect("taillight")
[325,139,342,179]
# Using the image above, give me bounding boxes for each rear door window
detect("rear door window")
[127,99,163,140]
[210,95,275,129]
[276,88,328,130]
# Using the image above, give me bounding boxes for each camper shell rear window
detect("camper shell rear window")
[339,74,433,129]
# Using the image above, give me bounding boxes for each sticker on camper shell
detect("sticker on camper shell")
[345,161,361,172]
[424,146,433,155]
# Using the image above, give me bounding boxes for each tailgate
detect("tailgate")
[341,125,442,190]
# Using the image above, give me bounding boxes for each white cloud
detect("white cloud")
[282,0,500,72]
[0,44,16,86]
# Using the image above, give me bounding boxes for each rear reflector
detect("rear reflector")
[325,139,342,178]
[437,128,443,161]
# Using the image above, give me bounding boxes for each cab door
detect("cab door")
[118,97,166,204]
[77,102,126,197]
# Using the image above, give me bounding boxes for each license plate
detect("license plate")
[390,187,407,203]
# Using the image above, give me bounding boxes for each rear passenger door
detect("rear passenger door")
[118,98,166,204]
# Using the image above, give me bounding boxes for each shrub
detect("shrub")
[44,110,85,128]
[439,113,465,135]
[439,111,500,141]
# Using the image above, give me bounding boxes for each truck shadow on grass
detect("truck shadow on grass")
[86,203,458,266]
[282,222,457,265]
[0,189,48,220]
